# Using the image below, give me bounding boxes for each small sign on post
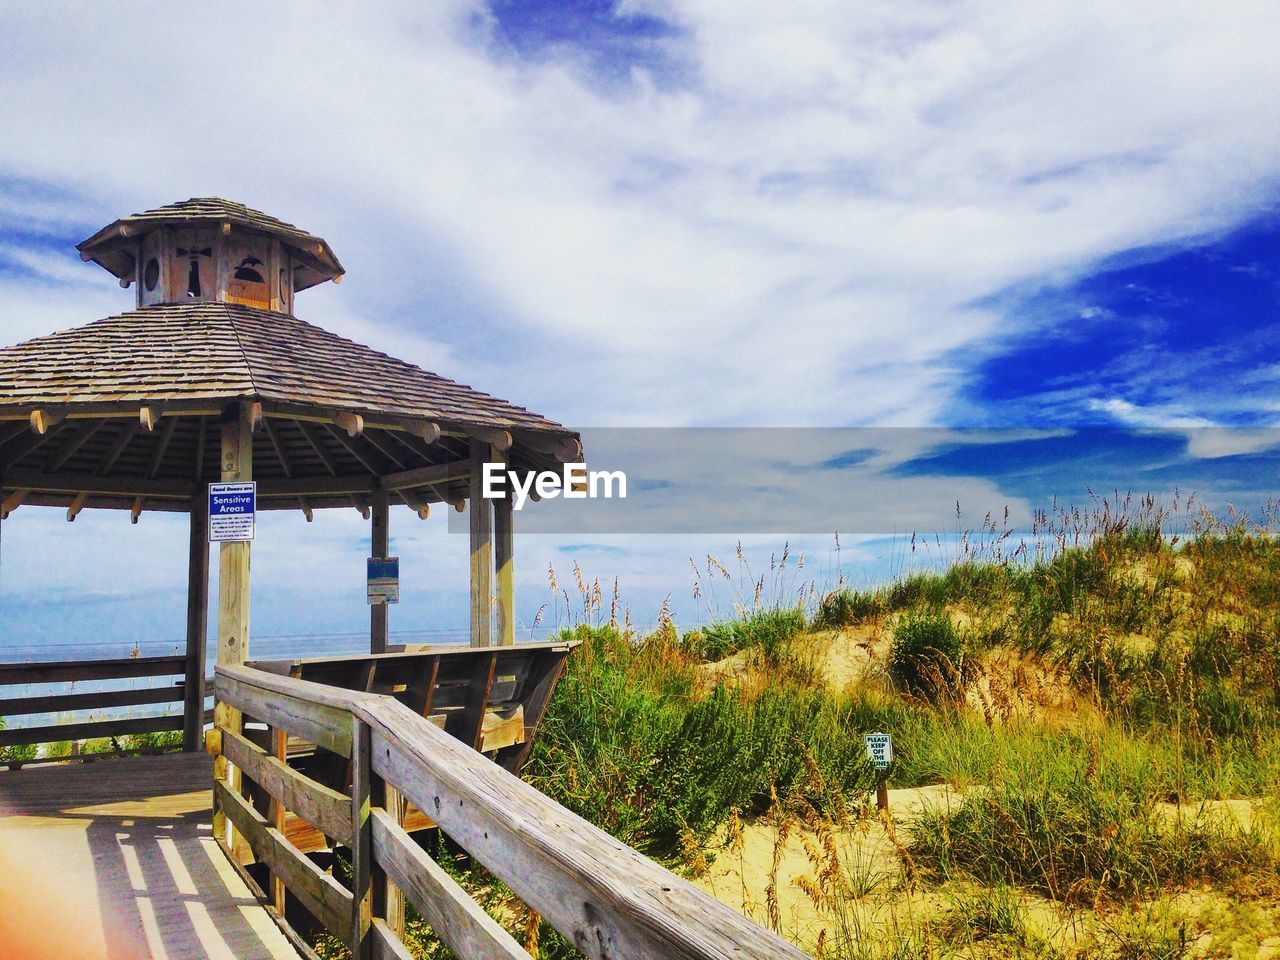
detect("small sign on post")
[367,557,400,605]
[208,481,256,542]
[864,732,893,811]
[864,732,893,770]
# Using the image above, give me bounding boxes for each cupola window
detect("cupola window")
[177,245,211,298]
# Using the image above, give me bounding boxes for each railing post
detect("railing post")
[371,779,406,940]
[351,718,373,959]
[268,725,288,915]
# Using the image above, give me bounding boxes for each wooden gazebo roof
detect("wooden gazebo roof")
[0,298,579,518]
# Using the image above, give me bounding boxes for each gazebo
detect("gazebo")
[0,197,582,755]
[0,200,810,960]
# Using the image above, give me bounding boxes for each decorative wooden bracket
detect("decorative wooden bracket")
[66,492,88,522]
[404,420,441,445]
[30,409,65,435]
[1,489,26,518]
[522,433,581,462]
[399,490,431,520]
[336,412,364,438]
[468,427,512,452]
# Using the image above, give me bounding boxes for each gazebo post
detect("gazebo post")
[469,440,493,648]
[494,472,515,647]
[213,401,253,854]
[370,485,389,654]
[182,490,210,751]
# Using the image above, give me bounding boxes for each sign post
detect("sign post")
[208,481,256,542]
[864,732,893,812]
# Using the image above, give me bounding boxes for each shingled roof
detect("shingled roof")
[0,302,567,433]
[0,303,577,514]
[77,198,343,290]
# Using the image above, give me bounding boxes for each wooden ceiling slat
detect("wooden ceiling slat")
[261,417,294,479]
[360,429,410,471]
[322,423,388,476]
[45,421,103,472]
[98,422,141,475]
[0,421,30,451]
[295,420,339,476]
[0,421,67,469]
[194,416,208,480]
[146,417,179,478]
[383,428,428,464]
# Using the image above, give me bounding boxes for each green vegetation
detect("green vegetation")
[525,622,875,857]
[887,612,966,699]
[521,500,1280,958]
[682,607,808,664]
[0,717,39,765]
[0,722,184,766]
[320,498,1280,959]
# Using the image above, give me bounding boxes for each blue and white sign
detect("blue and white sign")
[367,557,400,605]
[209,481,256,542]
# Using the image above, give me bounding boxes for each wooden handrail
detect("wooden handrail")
[0,655,197,759]
[0,682,183,717]
[0,713,186,749]
[0,654,187,685]
[213,662,812,960]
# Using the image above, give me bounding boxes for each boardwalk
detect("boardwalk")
[0,753,298,960]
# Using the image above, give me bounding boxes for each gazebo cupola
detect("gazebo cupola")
[77,198,344,313]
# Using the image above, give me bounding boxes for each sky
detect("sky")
[0,1,1277,657]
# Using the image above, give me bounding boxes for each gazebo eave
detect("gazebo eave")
[0,397,582,457]
[0,397,578,522]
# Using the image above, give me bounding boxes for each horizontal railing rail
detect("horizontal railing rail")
[0,654,187,685]
[213,662,813,960]
[0,654,202,757]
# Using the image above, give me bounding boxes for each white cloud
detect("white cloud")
[1088,397,1215,430]
[0,1,1277,430]
[2,3,1278,650]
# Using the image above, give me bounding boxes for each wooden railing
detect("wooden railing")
[212,662,812,960]
[0,655,200,762]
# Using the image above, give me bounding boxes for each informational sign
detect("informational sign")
[864,732,893,771]
[367,556,400,605]
[208,481,256,542]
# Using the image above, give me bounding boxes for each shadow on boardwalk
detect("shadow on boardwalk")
[0,752,296,960]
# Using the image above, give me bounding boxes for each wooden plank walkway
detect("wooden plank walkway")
[0,753,300,960]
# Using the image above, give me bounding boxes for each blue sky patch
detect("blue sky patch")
[968,214,1280,428]
[486,0,682,85]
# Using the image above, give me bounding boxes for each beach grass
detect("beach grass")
[512,497,1280,958]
